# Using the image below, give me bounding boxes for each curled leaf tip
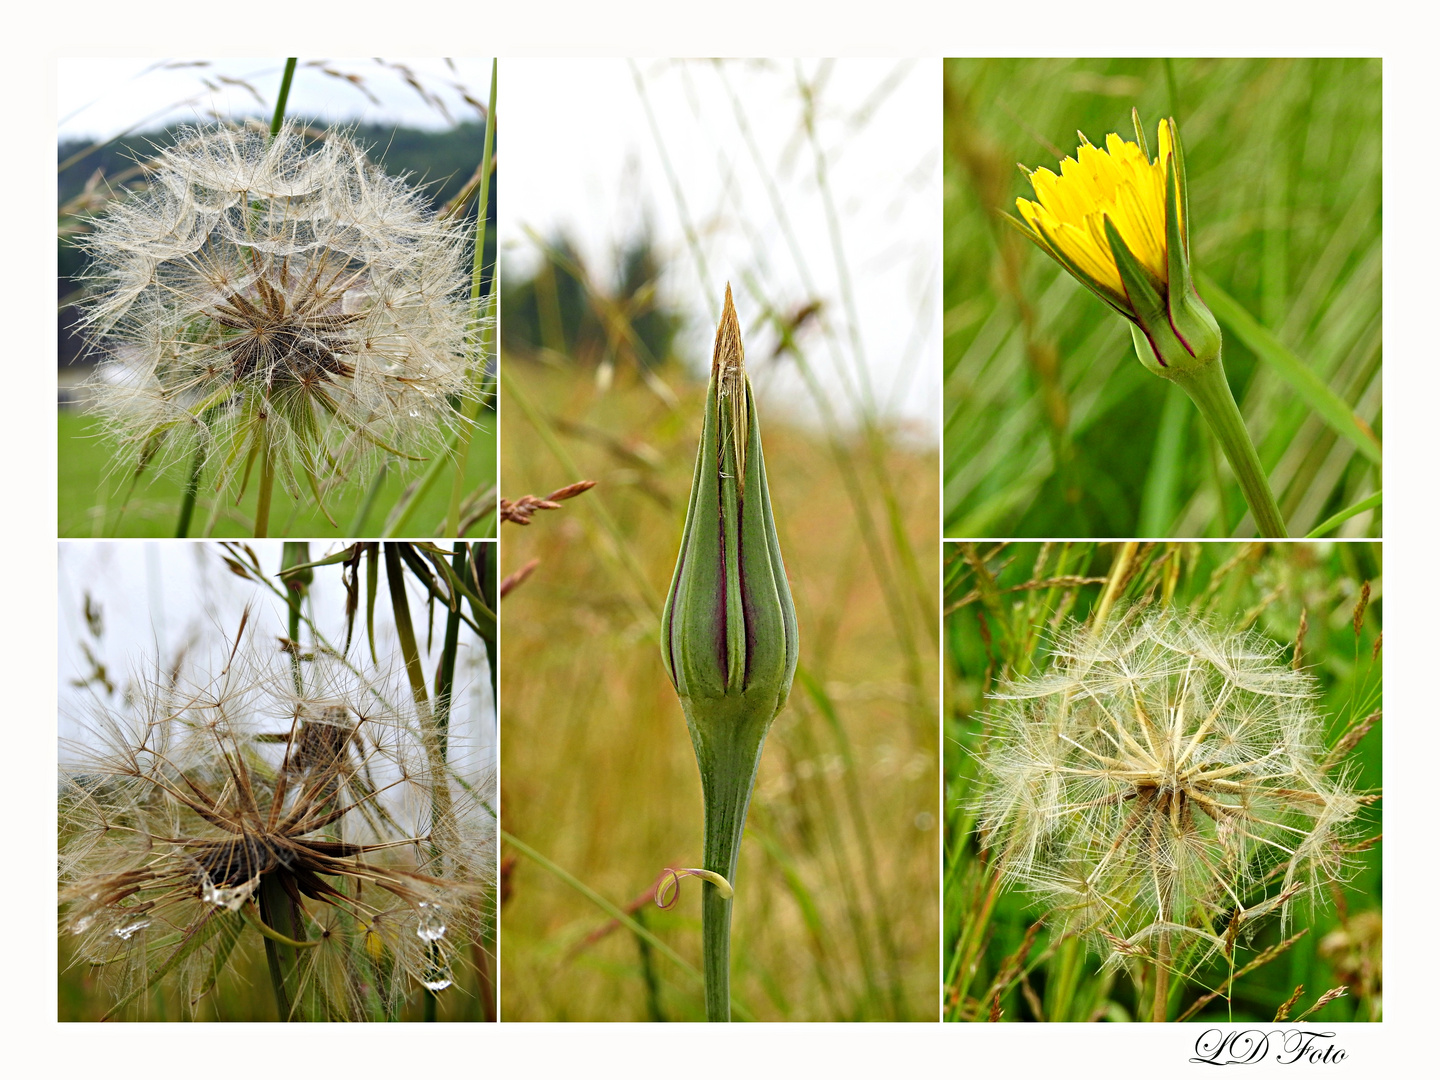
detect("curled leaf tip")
[655,867,735,909]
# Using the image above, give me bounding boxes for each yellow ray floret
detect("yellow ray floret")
[1017,121,1179,299]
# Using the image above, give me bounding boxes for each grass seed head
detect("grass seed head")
[976,607,1361,968]
[77,123,474,504]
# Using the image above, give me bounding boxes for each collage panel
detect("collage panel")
[942,59,1381,541]
[496,59,941,1021]
[58,540,498,1020]
[58,58,498,539]
[942,541,1382,1023]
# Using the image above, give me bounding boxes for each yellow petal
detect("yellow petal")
[1019,120,1178,299]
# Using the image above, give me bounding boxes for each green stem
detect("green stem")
[270,59,298,139]
[258,875,305,1020]
[1170,356,1287,537]
[281,542,309,695]
[1153,898,1172,1022]
[447,59,499,538]
[687,700,770,1022]
[432,543,467,761]
[254,425,275,538]
[243,62,295,541]
[175,448,204,538]
[384,544,429,710]
[346,458,389,535]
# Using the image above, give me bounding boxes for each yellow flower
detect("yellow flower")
[1016,119,1180,302]
[1004,112,1288,537]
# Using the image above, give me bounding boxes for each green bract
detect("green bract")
[1104,118,1222,378]
[660,284,798,1020]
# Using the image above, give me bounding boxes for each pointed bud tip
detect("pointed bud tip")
[713,283,745,384]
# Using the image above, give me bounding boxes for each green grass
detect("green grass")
[58,409,497,538]
[943,59,1381,538]
[943,541,1382,1022]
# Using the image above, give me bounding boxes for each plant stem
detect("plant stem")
[270,59,298,139]
[687,700,770,1022]
[175,448,204,537]
[1170,356,1287,537]
[258,874,305,1020]
[281,542,309,694]
[346,458,389,535]
[254,424,275,538]
[432,543,467,761]
[447,59,498,538]
[1154,930,1171,1022]
[1152,883,1174,1023]
[243,62,294,540]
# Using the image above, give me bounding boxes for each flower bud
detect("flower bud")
[661,284,798,725]
[659,283,799,1021]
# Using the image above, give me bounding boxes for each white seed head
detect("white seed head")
[77,123,475,499]
[976,607,1361,963]
[58,628,495,1019]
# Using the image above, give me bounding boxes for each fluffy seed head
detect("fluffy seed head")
[976,607,1360,964]
[77,123,474,503]
[58,625,494,1019]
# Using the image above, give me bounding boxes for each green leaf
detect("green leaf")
[1304,490,1382,538]
[1197,274,1381,465]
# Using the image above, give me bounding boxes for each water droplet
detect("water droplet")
[409,409,420,418]
[420,976,452,992]
[201,874,260,911]
[72,915,94,935]
[113,918,151,940]
[415,901,447,942]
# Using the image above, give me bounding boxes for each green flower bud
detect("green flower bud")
[659,283,799,1021]
[662,283,799,723]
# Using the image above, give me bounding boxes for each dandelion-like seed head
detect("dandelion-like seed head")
[58,629,493,1019]
[77,123,474,507]
[976,607,1360,969]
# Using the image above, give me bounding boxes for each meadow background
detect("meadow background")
[497,59,940,1021]
[57,59,498,538]
[943,59,1381,539]
[943,541,1382,1022]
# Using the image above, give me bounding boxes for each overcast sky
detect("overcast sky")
[58,57,495,143]
[503,58,941,435]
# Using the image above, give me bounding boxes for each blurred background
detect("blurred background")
[58,58,497,537]
[943,59,1382,539]
[58,540,498,1020]
[943,541,1382,1022]
[498,58,940,1021]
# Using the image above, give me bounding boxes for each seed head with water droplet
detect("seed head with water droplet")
[58,622,494,1019]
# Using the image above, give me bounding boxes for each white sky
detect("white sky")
[58,58,495,143]
[502,58,941,436]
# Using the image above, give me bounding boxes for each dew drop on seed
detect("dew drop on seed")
[421,976,452,992]
[415,901,447,942]
[201,875,259,911]
[72,915,94,935]
[113,918,151,940]
[409,409,420,418]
